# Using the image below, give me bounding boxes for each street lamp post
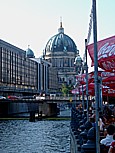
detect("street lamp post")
[82,84,85,113]
[98,77,103,110]
[74,55,83,75]
[74,55,83,103]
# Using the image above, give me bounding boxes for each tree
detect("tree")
[61,84,73,96]
[61,84,68,96]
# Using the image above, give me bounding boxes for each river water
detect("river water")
[0,109,71,153]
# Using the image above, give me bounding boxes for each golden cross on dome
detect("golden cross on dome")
[60,16,62,28]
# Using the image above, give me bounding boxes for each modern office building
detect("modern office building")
[0,39,38,96]
[44,21,79,89]
[0,39,58,96]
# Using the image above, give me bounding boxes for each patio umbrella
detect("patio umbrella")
[87,35,115,72]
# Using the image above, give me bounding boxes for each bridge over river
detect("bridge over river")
[0,97,82,121]
[0,96,76,103]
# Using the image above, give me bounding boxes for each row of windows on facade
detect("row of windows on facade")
[2,55,36,68]
[0,83,37,90]
[57,67,74,72]
[1,47,25,58]
[50,58,75,67]
[1,77,36,85]
[0,68,56,91]
[1,60,36,68]
[2,68,36,76]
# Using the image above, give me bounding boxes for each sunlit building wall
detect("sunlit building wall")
[0,39,38,96]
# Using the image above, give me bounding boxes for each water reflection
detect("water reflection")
[0,119,70,153]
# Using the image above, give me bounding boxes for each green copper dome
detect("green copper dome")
[26,47,35,58]
[45,22,77,54]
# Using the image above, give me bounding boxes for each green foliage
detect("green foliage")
[61,84,73,96]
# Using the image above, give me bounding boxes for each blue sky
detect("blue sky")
[0,0,115,64]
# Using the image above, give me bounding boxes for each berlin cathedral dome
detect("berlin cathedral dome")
[44,21,79,87]
[45,22,77,54]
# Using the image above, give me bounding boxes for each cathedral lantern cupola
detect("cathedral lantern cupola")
[58,19,64,33]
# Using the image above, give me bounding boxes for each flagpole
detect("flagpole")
[92,0,100,153]
[85,39,89,120]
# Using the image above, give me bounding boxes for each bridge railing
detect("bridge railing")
[46,96,73,100]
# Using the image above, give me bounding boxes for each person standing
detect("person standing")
[108,134,115,153]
